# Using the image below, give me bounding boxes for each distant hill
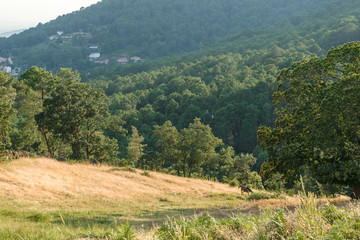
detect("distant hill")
[84,0,360,79]
[80,0,360,155]
[0,0,332,72]
[0,29,25,38]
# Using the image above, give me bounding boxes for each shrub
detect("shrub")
[228,178,239,187]
[141,171,151,177]
[264,172,285,192]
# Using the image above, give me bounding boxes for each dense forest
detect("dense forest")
[0,0,359,196]
[0,0,331,72]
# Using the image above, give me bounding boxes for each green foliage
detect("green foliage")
[3,0,360,194]
[228,178,239,187]
[0,0,331,72]
[258,42,360,196]
[0,72,16,151]
[154,193,360,240]
[221,152,263,189]
[154,118,223,178]
[156,215,224,240]
[116,224,138,240]
[127,126,146,166]
[140,171,151,177]
[35,68,119,162]
[9,67,56,155]
[20,66,56,100]
[153,120,180,171]
[263,173,285,192]
[105,53,278,157]
[179,118,223,177]
[251,145,267,173]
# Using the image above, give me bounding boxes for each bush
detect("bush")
[228,178,239,187]
[141,171,151,177]
[264,172,285,192]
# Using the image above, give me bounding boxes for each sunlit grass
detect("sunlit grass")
[0,157,354,239]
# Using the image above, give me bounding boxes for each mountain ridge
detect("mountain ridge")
[0,0,333,73]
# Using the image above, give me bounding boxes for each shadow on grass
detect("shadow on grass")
[47,207,242,230]
[44,197,353,231]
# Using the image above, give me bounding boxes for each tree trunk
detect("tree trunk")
[352,185,360,199]
[71,142,82,160]
[43,133,55,158]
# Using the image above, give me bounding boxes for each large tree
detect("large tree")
[179,118,223,177]
[258,42,360,197]
[20,66,56,100]
[153,120,181,174]
[0,72,16,151]
[10,67,56,154]
[35,68,118,161]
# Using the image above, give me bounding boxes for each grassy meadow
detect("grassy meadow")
[0,157,357,239]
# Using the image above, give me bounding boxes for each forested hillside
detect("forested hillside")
[0,0,359,193]
[0,0,331,72]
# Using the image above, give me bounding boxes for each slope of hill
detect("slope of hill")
[78,0,360,157]
[0,0,332,72]
[0,29,25,38]
[0,157,240,207]
[86,0,360,79]
[0,157,351,239]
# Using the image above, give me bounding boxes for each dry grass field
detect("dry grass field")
[0,157,352,239]
[0,157,243,209]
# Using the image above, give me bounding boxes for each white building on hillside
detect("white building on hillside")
[131,56,142,62]
[117,57,129,64]
[89,53,101,60]
[3,66,11,73]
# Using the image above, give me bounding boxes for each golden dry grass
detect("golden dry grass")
[0,157,350,215]
[0,157,353,237]
[0,157,241,210]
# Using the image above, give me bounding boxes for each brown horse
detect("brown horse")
[238,185,253,194]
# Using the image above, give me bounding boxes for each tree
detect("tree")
[20,66,55,100]
[10,67,56,154]
[0,72,16,151]
[153,120,181,174]
[35,68,118,161]
[10,81,44,153]
[221,152,262,188]
[258,42,360,197]
[179,118,223,177]
[127,126,146,166]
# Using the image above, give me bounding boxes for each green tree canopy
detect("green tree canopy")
[20,66,56,100]
[0,72,16,151]
[179,118,223,177]
[258,42,360,197]
[35,68,118,161]
[127,126,146,166]
[153,120,181,174]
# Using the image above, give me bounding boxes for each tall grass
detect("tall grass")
[0,159,357,239]
[0,192,357,239]
[153,185,360,239]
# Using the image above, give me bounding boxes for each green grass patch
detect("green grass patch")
[0,193,355,239]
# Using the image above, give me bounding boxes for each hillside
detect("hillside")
[85,0,360,79]
[0,157,240,207]
[80,0,360,157]
[0,0,332,72]
[0,157,352,239]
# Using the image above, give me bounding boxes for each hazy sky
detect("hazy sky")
[0,0,101,33]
